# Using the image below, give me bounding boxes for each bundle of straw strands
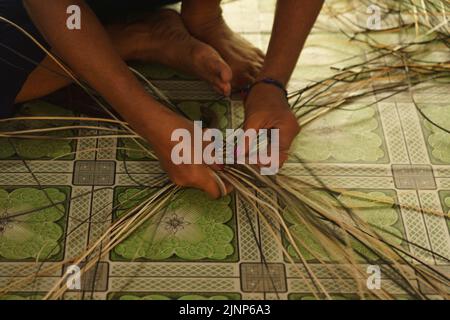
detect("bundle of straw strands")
[0,0,449,300]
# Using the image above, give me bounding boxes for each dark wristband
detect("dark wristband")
[241,78,288,99]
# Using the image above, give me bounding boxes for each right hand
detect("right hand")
[146,111,232,199]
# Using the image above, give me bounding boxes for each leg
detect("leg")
[16,9,232,103]
[15,56,72,103]
[181,0,266,88]
[107,9,232,94]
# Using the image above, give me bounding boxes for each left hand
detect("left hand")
[243,83,301,168]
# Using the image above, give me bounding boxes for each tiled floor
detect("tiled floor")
[0,0,449,300]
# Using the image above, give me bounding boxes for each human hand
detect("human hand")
[243,83,300,168]
[145,110,232,199]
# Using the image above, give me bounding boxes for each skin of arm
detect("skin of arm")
[23,0,229,198]
[244,0,325,165]
[23,0,166,130]
[259,0,325,85]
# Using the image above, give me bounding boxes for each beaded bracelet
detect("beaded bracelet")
[241,78,288,100]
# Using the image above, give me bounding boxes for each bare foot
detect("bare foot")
[183,13,265,89]
[108,10,232,95]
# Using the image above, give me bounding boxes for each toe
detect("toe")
[256,55,265,65]
[201,50,233,96]
[257,48,266,60]
[219,63,233,86]
[250,62,263,78]
[220,68,233,96]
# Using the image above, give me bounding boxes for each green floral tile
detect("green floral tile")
[289,32,369,86]
[0,101,76,160]
[117,139,154,161]
[438,191,450,233]
[0,187,70,261]
[0,293,43,300]
[418,105,450,164]
[291,104,388,163]
[283,190,406,262]
[117,100,230,161]
[111,188,238,261]
[109,292,241,300]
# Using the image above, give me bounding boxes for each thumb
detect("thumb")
[191,169,232,199]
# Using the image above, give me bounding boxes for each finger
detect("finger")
[189,169,224,199]
[224,180,234,194]
[217,172,235,195]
